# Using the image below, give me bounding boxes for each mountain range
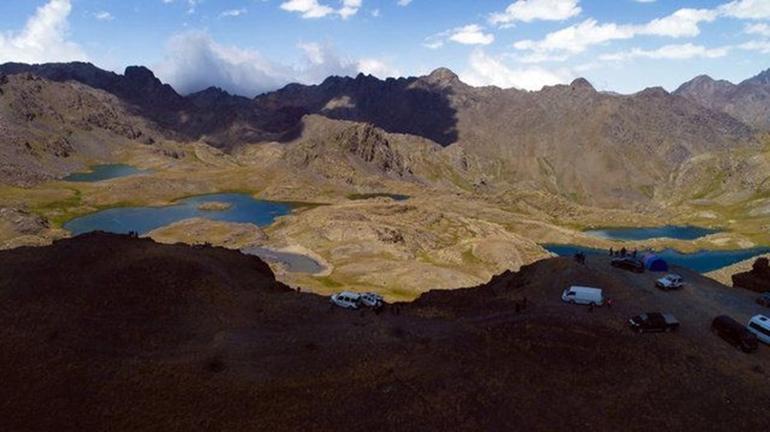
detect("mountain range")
[2,62,770,207]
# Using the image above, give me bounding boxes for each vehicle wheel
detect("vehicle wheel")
[665,327,671,333]
[569,300,576,305]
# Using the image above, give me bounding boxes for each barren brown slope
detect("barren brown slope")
[0,73,161,185]
[254,70,758,206]
[675,69,770,131]
[1,233,769,432]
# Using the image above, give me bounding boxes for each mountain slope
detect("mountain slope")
[0,73,160,185]
[1,234,769,431]
[0,62,764,206]
[675,69,770,130]
[253,71,757,205]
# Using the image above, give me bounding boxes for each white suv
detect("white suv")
[330,292,362,309]
[360,293,384,308]
[656,274,684,291]
[747,315,770,345]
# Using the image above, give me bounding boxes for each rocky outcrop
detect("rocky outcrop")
[335,123,406,175]
[0,208,49,235]
[0,74,160,184]
[732,257,770,293]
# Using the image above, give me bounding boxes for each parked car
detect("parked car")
[756,292,770,307]
[711,315,759,353]
[747,315,770,345]
[656,274,684,291]
[360,292,384,308]
[330,292,362,310]
[611,257,645,273]
[561,286,604,306]
[628,312,680,333]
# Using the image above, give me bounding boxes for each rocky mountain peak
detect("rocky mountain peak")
[638,86,669,98]
[424,68,460,86]
[746,68,770,85]
[569,78,595,91]
[124,66,161,85]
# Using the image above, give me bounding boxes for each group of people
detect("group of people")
[609,247,637,258]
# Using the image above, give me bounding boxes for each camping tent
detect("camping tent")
[642,254,669,272]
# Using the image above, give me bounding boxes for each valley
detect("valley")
[2,63,770,300]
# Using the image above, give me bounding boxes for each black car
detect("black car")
[629,313,680,333]
[711,315,759,353]
[611,257,645,273]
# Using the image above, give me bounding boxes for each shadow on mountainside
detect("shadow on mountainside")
[0,63,460,147]
[2,233,770,431]
[320,86,459,146]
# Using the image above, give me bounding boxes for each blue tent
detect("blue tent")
[643,254,669,272]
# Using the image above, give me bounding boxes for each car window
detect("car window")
[749,322,770,337]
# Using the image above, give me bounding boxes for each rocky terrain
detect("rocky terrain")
[1,233,769,432]
[675,69,770,130]
[1,62,770,297]
[732,257,770,293]
[2,62,765,206]
[0,72,162,185]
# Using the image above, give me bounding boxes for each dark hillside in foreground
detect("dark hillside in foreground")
[1,233,769,431]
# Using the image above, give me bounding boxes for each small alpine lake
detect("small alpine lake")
[584,225,720,241]
[544,243,770,273]
[242,247,327,275]
[63,164,146,182]
[63,193,294,236]
[348,193,410,201]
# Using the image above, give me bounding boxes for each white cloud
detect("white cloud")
[513,8,716,60]
[633,0,656,3]
[745,22,770,36]
[296,41,358,83]
[490,0,581,26]
[155,32,395,96]
[719,0,770,20]
[94,11,114,21]
[449,25,495,45]
[460,49,571,90]
[220,9,247,18]
[280,0,362,19]
[738,39,770,53]
[0,0,87,64]
[639,8,717,37]
[397,0,413,6]
[425,24,495,49]
[155,32,292,96]
[357,58,400,78]
[281,0,334,18]
[339,0,362,19]
[600,43,729,61]
[514,19,634,55]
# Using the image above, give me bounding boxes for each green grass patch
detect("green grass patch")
[315,276,343,289]
[462,247,483,265]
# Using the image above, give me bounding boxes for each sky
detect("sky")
[0,0,769,97]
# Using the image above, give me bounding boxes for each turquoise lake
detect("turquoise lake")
[544,244,770,273]
[348,193,410,201]
[63,193,294,236]
[63,164,145,182]
[584,225,719,241]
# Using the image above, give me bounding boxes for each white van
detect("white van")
[330,292,362,310]
[561,286,604,306]
[747,315,770,345]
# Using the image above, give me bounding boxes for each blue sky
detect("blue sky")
[0,0,769,96]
